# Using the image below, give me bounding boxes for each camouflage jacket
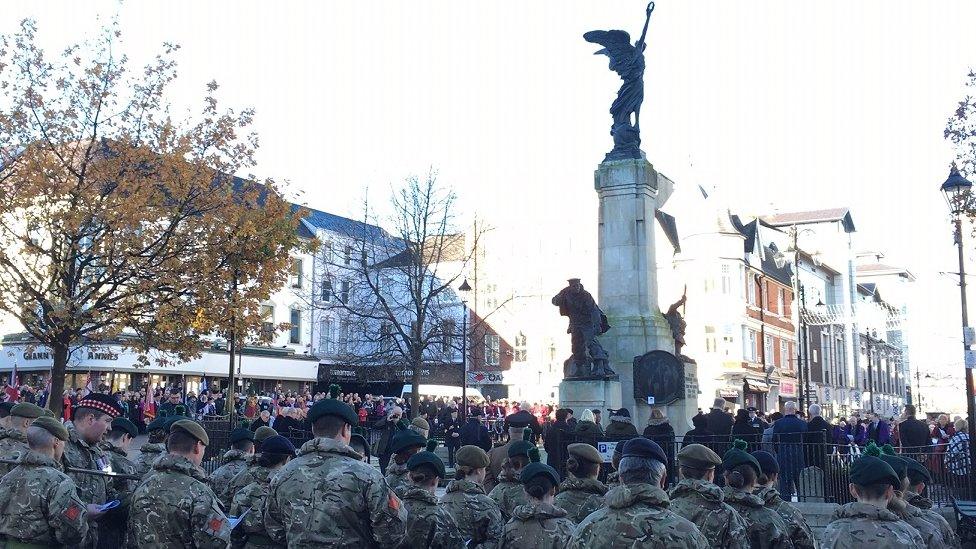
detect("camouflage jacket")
[63,426,111,505]
[399,485,465,549]
[668,478,749,549]
[822,502,925,548]
[0,450,89,546]
[889,495,952,549]
[0,428,28,476]
[440,479,505,549]
[99,440,138,498]
[226,455,262,507]
[133,442,165,477]
[500,501,575,549]
[755,485,818,549]
[209,449,250,508]
[569,483,710,549]
[903,490,960,548]
[488,469,528,521]
[605,471,620,489]
[722,486,795,549]
[553,476,607,524]
[386,459,410,498]
[229,464,276,549]
[265,436,407,548]
[126,453,231,549]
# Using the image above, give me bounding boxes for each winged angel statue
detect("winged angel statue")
[584,2,654,161]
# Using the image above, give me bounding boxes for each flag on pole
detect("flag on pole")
[85,372,94,396]
[8,363,16,387]
[5,363,18,402]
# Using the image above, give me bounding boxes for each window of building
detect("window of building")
[339,320,350,353]
[343,245,352,266]
[323,241,333,264]
[721,264,732,294]
[780,340,789,370]
[290,259,303,289]
[361,248,368,266]
[340,280,350,304]
[289,308,301,344]
[764,334,773,365]
[747,277,757,305]
[744,328,757,362]
[380,322,393,352]
[514,331,527,362]
[778,288,786,315]
[260,305,275,338]
[319,318,333,354]
[321,278,333,302]
[441,320,455,354]
[485,334,500,366]
[705,326,717,353]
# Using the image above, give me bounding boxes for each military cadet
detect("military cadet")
[486,416,531,492]
[265,395,407,547]
[400,441,464,549]
[488,433,532,521]
[721,440,794,549]
[64,393,125,548]
[440,444,505,549]
[0,416,100,547]
[0,403,44,475]
[876,446,953,548]
[225,425,277,503]
[821,444,925,548]
[133,415,171,477]
[385,429,428,497]
[229,435,296,549]
[668,443,749,549]
[570,438,709,549]
[98,417,139,549]
[604,441,624,489]
[904,457,960,548]
[553,442,608,524]
[751,450,817,549]
[127,419,231,548]
[209,427,255,509]
[499,448,575,549]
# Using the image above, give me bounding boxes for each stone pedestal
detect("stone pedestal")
[559,379,622,413]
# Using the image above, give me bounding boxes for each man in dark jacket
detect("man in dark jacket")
[443,408,463,467]
[459,409,492,451]
[603,407,639,438]
[504,404,542,442]
[772,400,807,498]
[898,404,931,456]
[804,403,831,471]
[372,406,405,474]
[544,408,573,468]
[705,397,734,455]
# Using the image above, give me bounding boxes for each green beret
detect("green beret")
[456,445,490,468]
[390,430,426,455]
[170,419,209,446]
[146,416,169,432]
[254,426,278,445]
[722,439,760,476]
[32,416,68,441]
[230,428,254,444]
[521,461,560,487]
[905,458,932,485]
[677,443,722,469]
[10,403,44,419]
[111,417,139,438]
[508,440,535,459]
[878,453,909,480]
[407,450,446,478]
[41,408,55,418]
[851,455,900,489]
[308,398,358,426]
[567,443,603,464]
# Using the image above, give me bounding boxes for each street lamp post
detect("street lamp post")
[942,163,976,496]
[458,278,471,421]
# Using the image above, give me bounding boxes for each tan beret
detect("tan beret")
[171,419,209,446]
[11,403,44,419]
[31,416,68,441]
[677,443,722,469]
[411,417,430,431]
[254,426,278,444]
[455,445,490,468]
[568,443,604,464]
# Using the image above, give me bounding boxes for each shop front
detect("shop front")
[778,378,797,410]
[743,378,769,411]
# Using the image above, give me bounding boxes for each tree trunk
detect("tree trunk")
[47,342,70,419]
[410,352,422,420]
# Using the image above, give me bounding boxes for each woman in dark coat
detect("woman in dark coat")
[731,408,761,452]
[642,408,675,485]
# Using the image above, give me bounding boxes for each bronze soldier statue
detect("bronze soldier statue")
[552,278,614,378]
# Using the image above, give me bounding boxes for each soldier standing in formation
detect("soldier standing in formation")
[667,443,749,549]
[485,415,531,492]
[822,444,925,548]
[488,434,532,521]
[400,442,464,549]
[229,435,296,549]
[98,417,139,548]
[553,442,608,524]
[720,440,794,549]
[133,415,172,477]
[751,450,818,549]
[903,457,960,547]
[440,444,504,549]
[265,396,406,547]
[127,419,231,548]
[0,403,44,475]
[385,429,428,497]
[0,416,100,547]
[499,448,575,549]
[877,446,955,548]
[225,426,277,504]
[209,427,255,509]
[570,438,709,549]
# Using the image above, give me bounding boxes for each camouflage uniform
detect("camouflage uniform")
[553,476,607,524]
[669,478,749,549]
[0,428,28,476]
[605,471,619,489]
[385,459,410,498]
[126,453,231,548]
[822,502,925,548]
[904,490,960,548]
[209,449,250,509]
[499,502,575,549]
[0,449,90,547]
[889,495,952,549]
[399,485,465,549]
[569,483,710,549]
[440,478,505,549]
[488,469,528,521]
[63,425,110,548]
[722,486,795,549]
[132,442,165,478]
[755,485,817,549]
[97,440,138,549]
[265,437,407,548]
[229,464,276,549]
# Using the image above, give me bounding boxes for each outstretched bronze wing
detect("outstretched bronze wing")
[583,30,635,62]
